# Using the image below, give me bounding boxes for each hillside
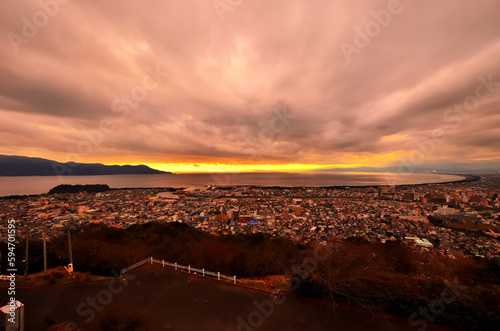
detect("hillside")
[4,222,497,330]
[0,155,171,176]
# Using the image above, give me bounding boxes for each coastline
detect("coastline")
[0,173,477,199]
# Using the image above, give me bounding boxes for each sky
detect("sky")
[1,0,499,173]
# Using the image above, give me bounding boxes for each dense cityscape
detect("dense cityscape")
[2,175,499,262]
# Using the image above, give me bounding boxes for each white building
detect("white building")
[0,301,24,331]
[436,205,457,215]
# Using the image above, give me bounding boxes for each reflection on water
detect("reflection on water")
[0,172,465,197]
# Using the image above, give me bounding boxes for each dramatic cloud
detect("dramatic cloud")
[1,0,499,171]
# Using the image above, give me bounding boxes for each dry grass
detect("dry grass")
[12,266,109,287]
[238,274,290,292]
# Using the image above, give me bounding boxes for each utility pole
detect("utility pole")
[67,228,74,279]
[24,235,29,276]
[67,228,73,267]
[43,235,47,280]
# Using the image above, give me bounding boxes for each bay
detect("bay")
[0,172,465,197]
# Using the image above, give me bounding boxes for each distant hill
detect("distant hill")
[0,155,171,176]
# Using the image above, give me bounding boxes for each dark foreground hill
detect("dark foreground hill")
[14,267,437,331]
[4,222,497,330]
[0,154,170,176]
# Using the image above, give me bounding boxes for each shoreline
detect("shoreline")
[0,173,479,200]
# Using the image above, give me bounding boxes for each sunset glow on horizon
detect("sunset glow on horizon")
[104,151,406,173]
[128,163,360,174]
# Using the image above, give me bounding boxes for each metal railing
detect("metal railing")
[119,257,151,277]
[120,257,236,284]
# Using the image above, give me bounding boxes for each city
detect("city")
[2,175,499,262]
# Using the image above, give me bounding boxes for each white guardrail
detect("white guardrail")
[120,257,236,284]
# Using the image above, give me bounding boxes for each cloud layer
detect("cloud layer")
[1,0,499,170]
